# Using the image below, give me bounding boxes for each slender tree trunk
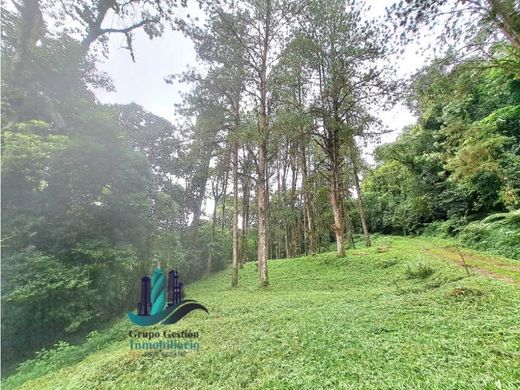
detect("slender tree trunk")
[351,157,371,247]
[191,176,208,239]
[284,226,289,258]
[276,157,285,259]
[289,148,298,257]
[300,140,316,255]
[257,137,269,285]
[240,191,250,267]
[240,150,251,267]
[231,139,239,287]
[266,154,272,261]
[330,190,345,256]
[207,194,219,275]
[344,204,356,249]
[329,146,346,257]
[302,199,309,255]
[256,0,271,285]
[190,131,217,239]
[220,166,229,233]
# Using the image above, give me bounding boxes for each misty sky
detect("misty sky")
[95,0,426,155]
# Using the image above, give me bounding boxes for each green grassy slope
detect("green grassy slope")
[4,236,520,390]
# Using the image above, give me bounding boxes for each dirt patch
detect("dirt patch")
[450,287,484,297]
[423,246,518,286]
[376,245,390,253]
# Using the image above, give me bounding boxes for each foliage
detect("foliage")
[388,0,520,72]
[0,4,232,374]
[458,211,520,260]
[363,60,520,236]
[2,321,130,390]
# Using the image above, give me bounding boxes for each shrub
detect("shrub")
[423,218,468,237]
[458,211,520,260]
[405,263,435,279]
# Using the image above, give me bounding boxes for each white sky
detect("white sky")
[95,28,195,123]
[94,0,425,153]
[91,0,431,220]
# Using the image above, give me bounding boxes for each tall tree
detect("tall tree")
[239,144,254,266]
[204,0,302,285]
[347,139,371,247]
[51,0,186,59]
[173,85,226,237]
[389,0,520,72]
[179,9,247,286]
[300,0,390,256]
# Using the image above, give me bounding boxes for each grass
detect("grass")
[3,236,520,389]
[405,262,436,279]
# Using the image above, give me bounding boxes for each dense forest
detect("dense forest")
[2,0,519,376]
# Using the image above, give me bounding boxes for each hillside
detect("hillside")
[4,236,520,390]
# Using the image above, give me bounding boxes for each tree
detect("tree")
[178,9,247,286]
[363,57,520,235]
[271,35,317,255]
[299,0,391,256]
[1,5,172,370]
[346,138,371,247]
[389,0,520,72]
[202,0,302,285]
[49,0,187,60]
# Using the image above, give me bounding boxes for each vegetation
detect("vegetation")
[363,63,520,236]
[3,237,520,390]
[458,211,520,260]
[1,0,519,384]
[1,2,229,372]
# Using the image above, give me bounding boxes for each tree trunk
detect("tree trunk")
[330,153,346,257]
[486,0,520,53]
[300,140,316,255]
[220,165,229,233]
[231,139,239,287]
[240,149,251,267]
[289,147,298,257]
[207,194,219,275]
[190,132,216,239]
[344,204,356,249]
[284,226,289,259]
[351,157,371,247]
[256,0,270,286]
[190,178,208,240]
[257,137,269,286]
[240,192,250,267]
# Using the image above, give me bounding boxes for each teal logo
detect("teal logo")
[128,267,208,326]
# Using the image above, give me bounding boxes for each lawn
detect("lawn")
[4,236,520,390]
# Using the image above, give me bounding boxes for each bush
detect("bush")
[458,211,520,260]
[423,218,468,237]
[405,263,435,279]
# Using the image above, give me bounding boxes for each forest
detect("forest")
[1,0,519,386]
